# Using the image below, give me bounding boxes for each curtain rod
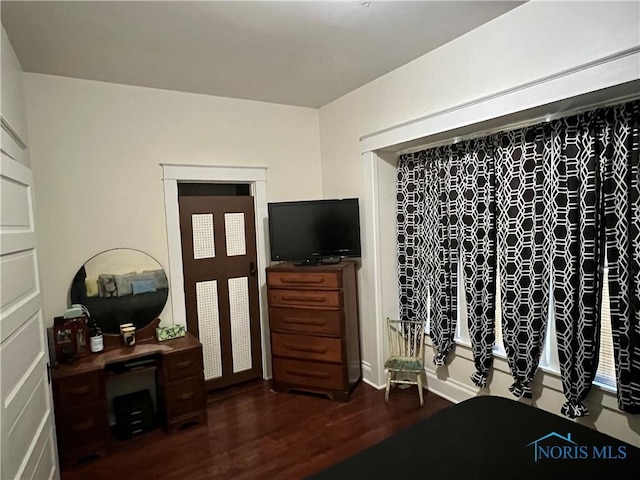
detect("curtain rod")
[396,92,640,157]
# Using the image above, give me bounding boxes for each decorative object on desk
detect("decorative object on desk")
[69,248,169,335]
[119,322,133,346]
[52,316,75,363]
[156,325,186,342]
[65,304,91,357]
[53,314,90,360]
[89,316,104,353]
[121,326,136,346]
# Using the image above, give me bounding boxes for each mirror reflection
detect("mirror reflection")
[70,249,169,334]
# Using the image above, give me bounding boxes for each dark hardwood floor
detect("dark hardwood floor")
[61,381,452,480]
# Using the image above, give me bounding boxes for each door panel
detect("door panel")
[179,193,262,390]
[0,153,59,480]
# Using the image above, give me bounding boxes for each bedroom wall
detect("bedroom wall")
[318,1,640,445]
[1,26,29,165]
[23,74,322,327]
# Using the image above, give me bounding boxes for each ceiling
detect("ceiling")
[1,1,525,108]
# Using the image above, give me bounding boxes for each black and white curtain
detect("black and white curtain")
[397,148,459,366]
[548,113,603,418]
[398,140,496,384]
[601,101,640,413]
[458,141,496,387]
[495,127,552,400]
[396,99,640,416]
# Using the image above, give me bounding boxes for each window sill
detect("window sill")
[426,337,620,411]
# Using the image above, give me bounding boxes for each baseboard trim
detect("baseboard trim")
[423,369,479,405]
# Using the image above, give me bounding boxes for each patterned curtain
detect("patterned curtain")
[548,100,639,416]
[458,140,496,387]
[601,100,640,413]
[396,99,639,415]
[397,148,458,366]
[398,141,496,380]
[549,114,603,419]
[495,127,552,399]
[397,152,428,331]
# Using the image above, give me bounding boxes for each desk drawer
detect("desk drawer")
[56,403,108,451]
[268,289,342,309]
[272,358,346,390]
[272,332,343,363]
[165,376,206,420]
[54,371,103,407]
[163,347,203,383]
[268,271,341,289]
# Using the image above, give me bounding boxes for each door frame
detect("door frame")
[161,164,270,379]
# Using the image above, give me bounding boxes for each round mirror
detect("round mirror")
[69,249,169,335]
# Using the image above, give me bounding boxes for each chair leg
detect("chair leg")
[385,370,392,402]
[417,372,424,406]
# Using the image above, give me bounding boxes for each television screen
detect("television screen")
[268,198,361,264]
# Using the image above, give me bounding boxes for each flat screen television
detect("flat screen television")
[268,198,361,265]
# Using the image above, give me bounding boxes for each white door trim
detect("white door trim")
[161,164,270,379]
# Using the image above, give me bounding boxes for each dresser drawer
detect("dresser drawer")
[268,271,341,289]
[273,358,346,390]
[163,347,203,383]
[269,307,344,336]
[56,403,109,451]
[165,376,206,420]
[54,371,103,407]
[271,332,344,363]
[268,289,342,308]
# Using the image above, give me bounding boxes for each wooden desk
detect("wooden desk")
[52,332,207,467]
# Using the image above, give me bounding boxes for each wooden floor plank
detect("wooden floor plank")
[61,380,452,480]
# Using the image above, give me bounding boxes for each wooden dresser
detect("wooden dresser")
[267,260,361,401]
[52,332,206,467]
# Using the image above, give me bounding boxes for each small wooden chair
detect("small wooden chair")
[384,319,426,406]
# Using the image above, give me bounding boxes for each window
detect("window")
[489,261,615,391]
[595,265,616,389]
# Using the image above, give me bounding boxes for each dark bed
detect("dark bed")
[308,395,639,480]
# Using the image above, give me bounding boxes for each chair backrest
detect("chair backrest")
[386,319,425,362]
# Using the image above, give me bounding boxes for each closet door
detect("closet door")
[179,194,262,390]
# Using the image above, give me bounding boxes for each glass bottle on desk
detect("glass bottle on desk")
[89,317,104,353]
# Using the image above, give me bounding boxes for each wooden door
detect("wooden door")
[1,154,60,479]
[179,194,262,390]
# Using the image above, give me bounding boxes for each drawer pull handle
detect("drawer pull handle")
[176,360,194,369]
[282,295,326,303]
[70,385,91,396]
[281,277,326,284]
[72,421,95,432]
[178,392,194,401]
[283,317,327,326]
[132,429,144,435]
[286,368,329,379]
[283,343,328,354]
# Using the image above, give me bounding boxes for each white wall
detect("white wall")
[1,26,29,165]
[23,74,322,327]
[319,0,640,444]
